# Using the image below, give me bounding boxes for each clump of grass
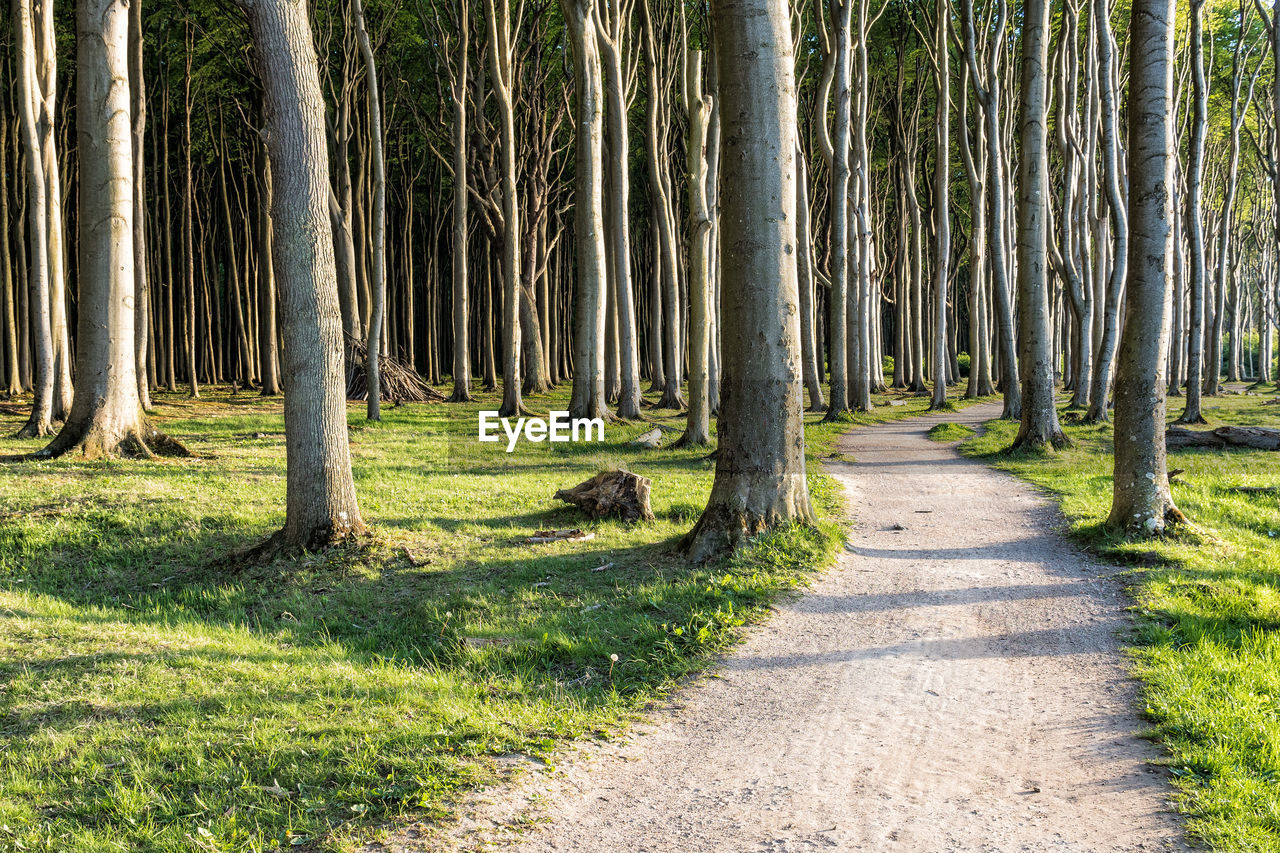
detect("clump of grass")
[0,384,982,852]
[962,392,1280,850]
[927,421,975,442]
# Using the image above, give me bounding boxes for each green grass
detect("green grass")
[0,383,973,852]
[961,390,1280,851]
[926,421,976,442]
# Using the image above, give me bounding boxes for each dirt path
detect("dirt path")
[386,403,1186,852]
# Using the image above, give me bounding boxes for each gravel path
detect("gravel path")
[384,403,1187,852]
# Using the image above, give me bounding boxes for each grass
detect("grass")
[0,382,971,852]
[961,389,1280,851]
[926,421,976,442]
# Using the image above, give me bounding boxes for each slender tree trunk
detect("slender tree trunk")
[1011,0,1067,448]
[35,0,185,459]
[824,0,852,418]
[684,0,813,561]
[238,0,366,548]
[449,0,473,402]
[1107,0,1183,533]
[565,0,608,419]
[678,46,713,446]
[1179,0,1209,423]
[598,0,641,419]
[352,0,386,420]
[929,0,950,411]
[257,140,282,395]
[13,0,55,437]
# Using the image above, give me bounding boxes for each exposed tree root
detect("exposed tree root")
[29,422,192,461]
[227,522,373,570]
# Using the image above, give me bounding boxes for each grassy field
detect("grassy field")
[0,384,969,852]
[959,390,1280,851]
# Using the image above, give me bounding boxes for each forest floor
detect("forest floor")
[389,402,1188,853]
[0,383,974,853]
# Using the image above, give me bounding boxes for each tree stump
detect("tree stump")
[630,428,662,449]
[554,469,655,522]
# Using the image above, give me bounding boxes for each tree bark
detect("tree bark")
[239,0,366,548]
[352,0,386,421]
[684,0,813,561]
[1011,0,1067,449]
[1107,0,1183,534]
[34,0,185,459]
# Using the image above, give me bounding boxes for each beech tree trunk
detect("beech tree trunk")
[1107,0,1184,533]
[35,0,184,459]
[352,0,386,420]
[929,0,950,412]
[1012,0,1067,448]
[678,46,712,447]
[565,0,608,419]
[684,0,813,562]
[239,0,366,548]
[1179,0,1209,424]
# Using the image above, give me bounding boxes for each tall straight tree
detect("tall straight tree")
[1179,0,1209,424]
[352,0,386,421]
[677,44,713,447]
[823,0,852,420]
[1107,0,1184,533]
[684,0,813,561]
[238,0,366,548]
[596,0,642,420]
[34,0,184,458]
[1011,0,1067,449]
[929,0,949,411]
[12,0,54,437]
[565,0,609,419]
[485,0,524,418]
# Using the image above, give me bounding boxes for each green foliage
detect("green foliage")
[962,393,1280,851]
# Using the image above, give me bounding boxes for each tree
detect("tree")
[1011,0,1067,449]
[33,0,185,459]
[677,44,713,447]
[1179,0,1209,424]
[238,0,366,548]
[1107,0,1184,534]
[353,0,387,421]
[565,0,609,420]
[684,0,813,562]
[929,0,949,412]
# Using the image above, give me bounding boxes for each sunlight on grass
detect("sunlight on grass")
[962,391,1280,851]
[0,384,970,851]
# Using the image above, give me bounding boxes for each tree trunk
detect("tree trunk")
[824,0,852,419]
[683,0,813,561]
[449,0,473,402]
[565,0,608,420]
[257,140,282,395]
[35,0,185,459]
[352,0,386,421]
[678,46,713,446]
[13,0,55,437]
[929,0,950,412]
[238,0,366,548]
[1179,0,1209,424]
[1107,0,1183,533]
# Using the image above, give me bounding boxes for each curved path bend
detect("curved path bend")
[386,402,1187,852]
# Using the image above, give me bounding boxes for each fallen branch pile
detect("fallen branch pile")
[345,339,446,404]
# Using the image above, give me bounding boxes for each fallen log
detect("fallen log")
[554,469,655,523]
[1166,425,1280,451]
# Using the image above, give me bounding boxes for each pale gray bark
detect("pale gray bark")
[13,0,54,438]
[565,0,609,419]
[352,0,386,420]
[1179,0,1209,423]
[684,0,813,561]
[1107,0,1183,533]
[1012,0,1066,448]
[929,0,949,412]
[35,0,183,459]
[239,0,366,547]
[823,0,852,418]
[678,46,713,446]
